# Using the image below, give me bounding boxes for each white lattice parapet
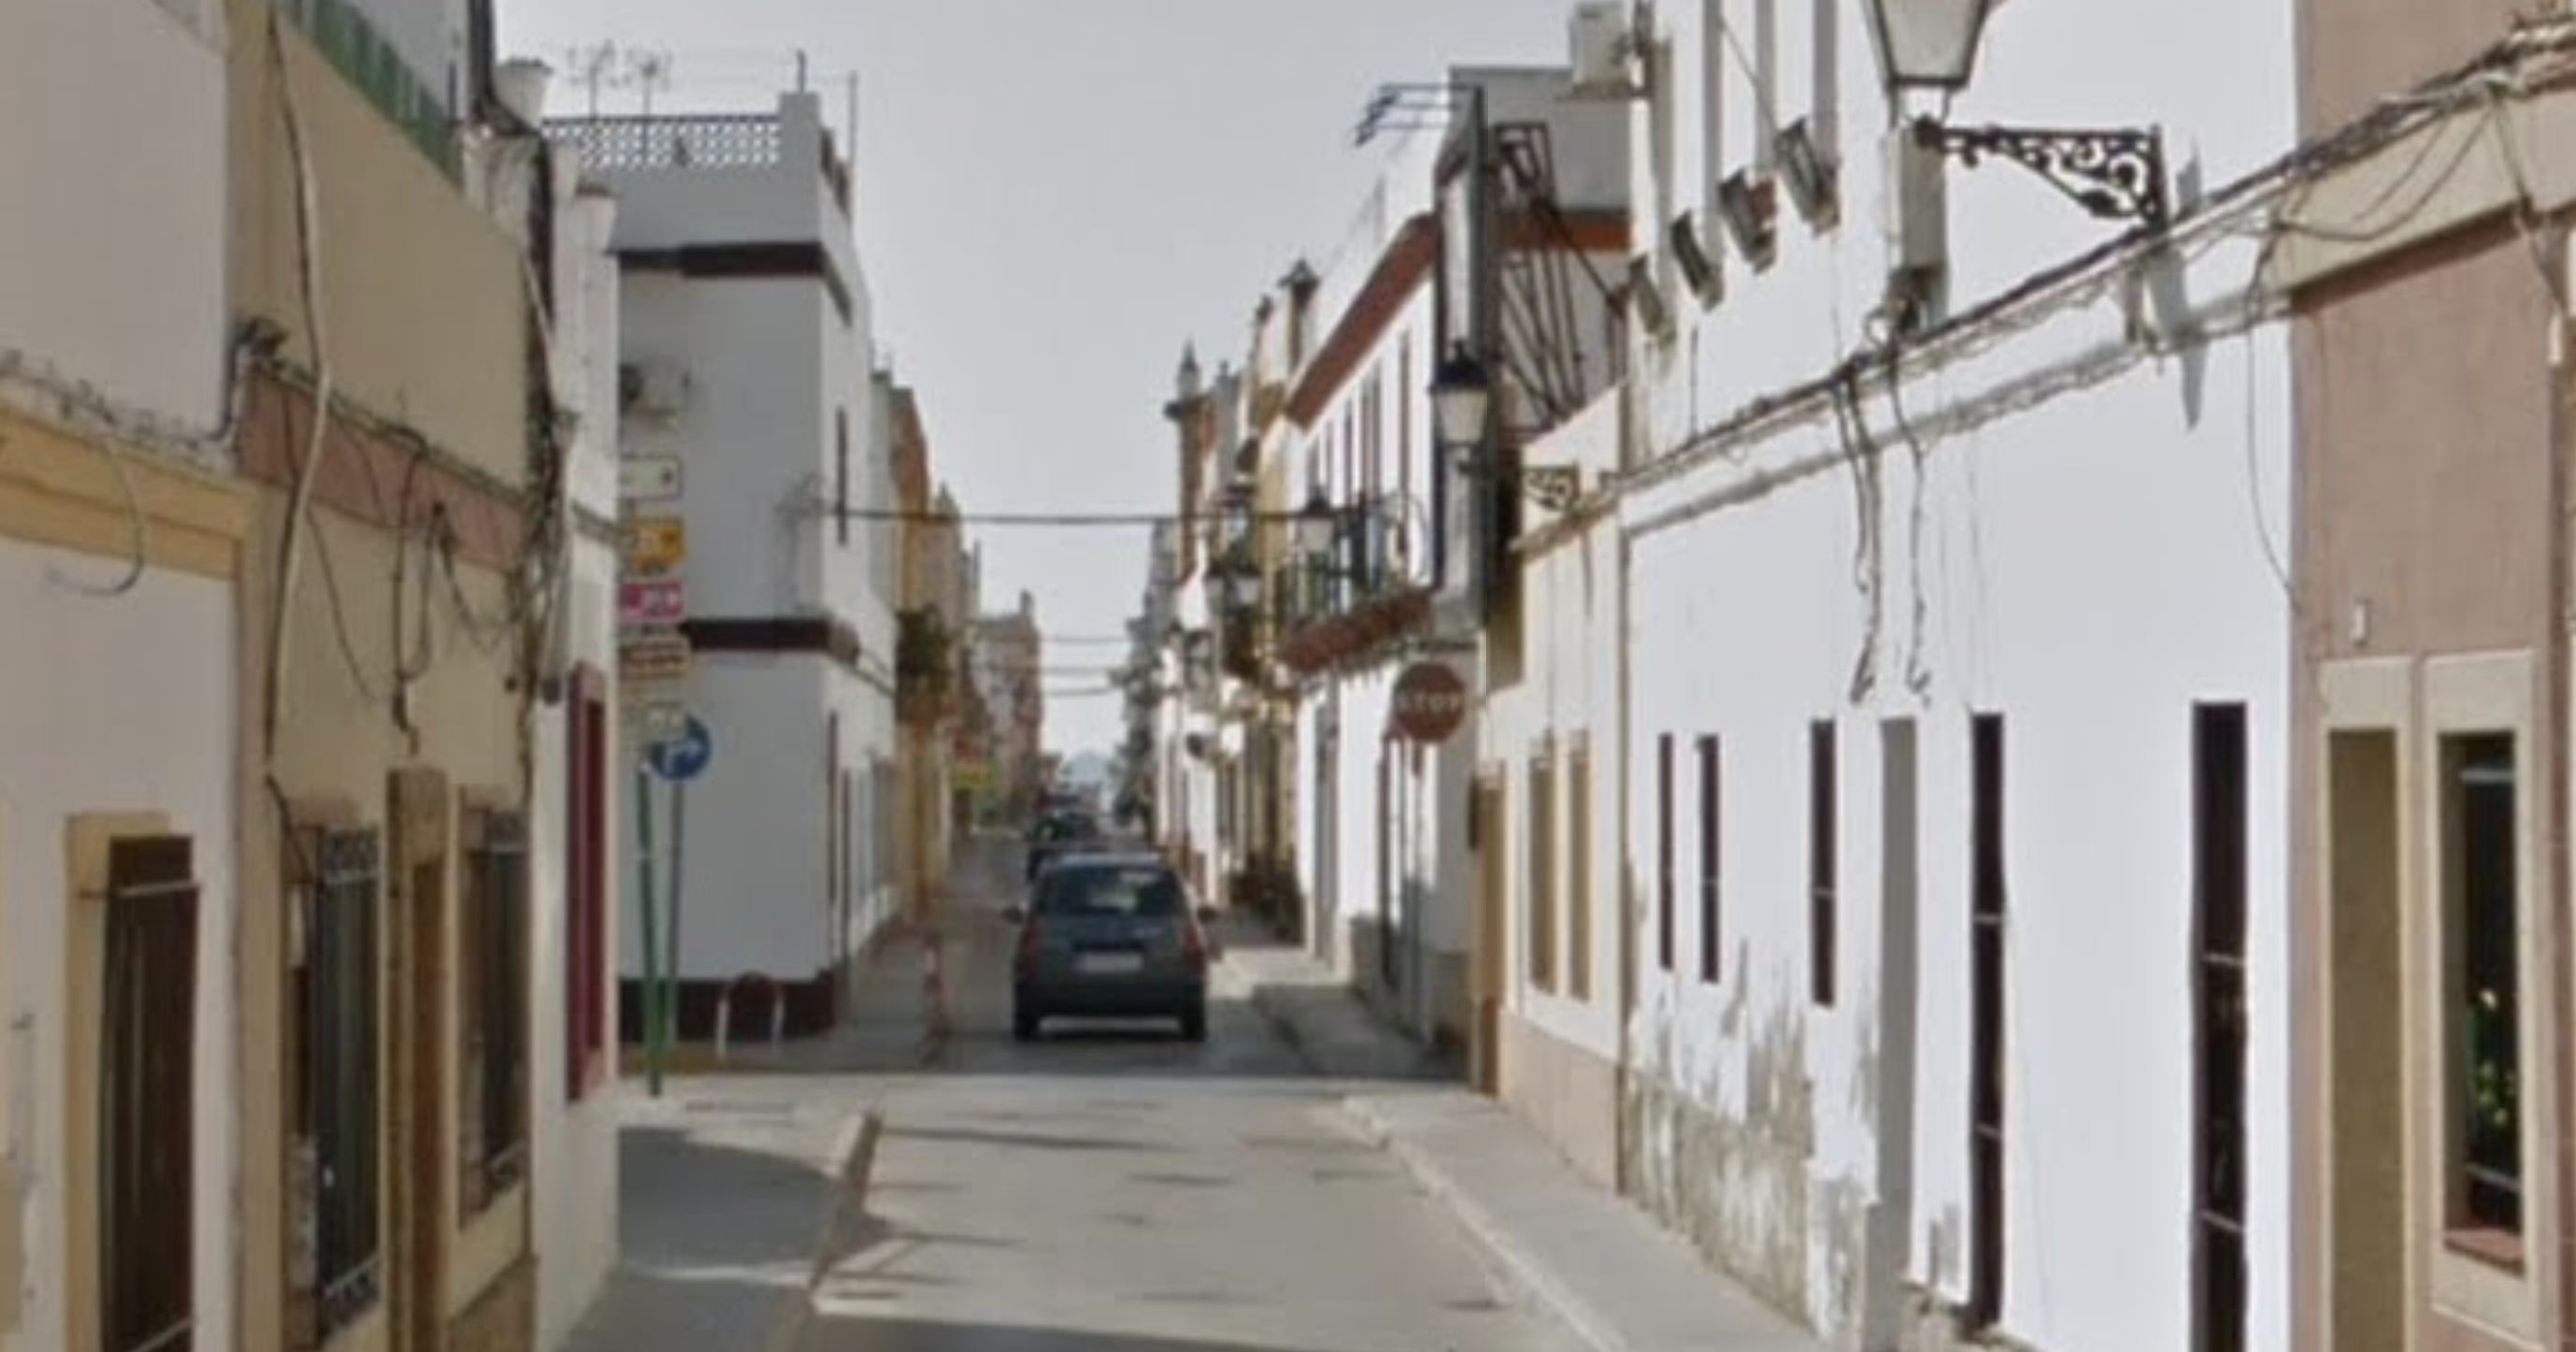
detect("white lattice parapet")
[547,113,783,172]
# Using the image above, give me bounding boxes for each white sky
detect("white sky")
[501,0,1586,755]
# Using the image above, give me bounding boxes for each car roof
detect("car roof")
[1042,850,1168,871]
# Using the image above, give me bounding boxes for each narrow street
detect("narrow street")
[642,835,1586,1352]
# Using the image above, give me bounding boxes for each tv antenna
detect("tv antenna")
[566,42,618,119]
[626,49,673,118]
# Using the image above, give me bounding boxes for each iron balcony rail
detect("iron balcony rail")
[1271,504,1413,633]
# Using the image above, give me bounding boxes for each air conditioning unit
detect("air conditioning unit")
[1717,170,1780,271]
[1568,1,1642,100]
[1626,253,1674,338]
[620,359,691,419]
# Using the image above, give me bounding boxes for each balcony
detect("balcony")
[1271,502,1431,677]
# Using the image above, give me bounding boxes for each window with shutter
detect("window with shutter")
[102,834,199,1352]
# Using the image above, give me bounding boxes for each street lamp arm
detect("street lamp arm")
[1913,117,2169,228]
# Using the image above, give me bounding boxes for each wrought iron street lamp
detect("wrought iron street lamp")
[1430,341,1581,511]
[1209,540,1262,611]
[1862,0,2169,229]
[1430,341,1493,451]
[1863,0,1996,93]
[1294,486,1341,562]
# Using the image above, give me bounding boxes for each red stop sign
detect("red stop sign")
[1390,662,1470,743]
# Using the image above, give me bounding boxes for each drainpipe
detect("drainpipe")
[2544,223,2574,1352]
[1613,525,1637,1197]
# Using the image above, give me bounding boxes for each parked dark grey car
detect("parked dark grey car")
[1005,853,1215,1042]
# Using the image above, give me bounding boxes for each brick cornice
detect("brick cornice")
[236,375,528,572]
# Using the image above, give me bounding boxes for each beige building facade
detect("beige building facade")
[2289,8,2576,1352]
[226,3,584,1351]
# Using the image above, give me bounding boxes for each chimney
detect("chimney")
[494,58,552,127]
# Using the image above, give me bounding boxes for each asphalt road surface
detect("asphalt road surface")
[792,839,1581,1352]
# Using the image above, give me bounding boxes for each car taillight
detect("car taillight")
[1016,919,1042,972]
[1181,922,1208,970]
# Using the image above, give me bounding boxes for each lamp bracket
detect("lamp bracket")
[1466,463,1582,511]
[1913,117,2168,229]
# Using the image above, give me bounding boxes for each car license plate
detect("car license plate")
[1079,952,1145,975]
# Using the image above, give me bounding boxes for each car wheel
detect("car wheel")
[1179,1005,1208,1043]
[1013,1008,1041,1042]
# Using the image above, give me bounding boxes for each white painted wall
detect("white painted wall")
[1624,325,2293,1350]
[594,90,898,986]
[618,273,823,617]
[0,0,227,429]
[0,538,236,1352]
[1484,394,1625,1063]
[633,659,820,978]
[1611,1,2297,1345]
[529,165,621,1352]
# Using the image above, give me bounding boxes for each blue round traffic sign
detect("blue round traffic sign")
[646,714,713,783]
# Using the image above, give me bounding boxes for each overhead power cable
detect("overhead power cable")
[818,507,1312,527]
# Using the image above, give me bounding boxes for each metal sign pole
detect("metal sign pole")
[633,759,665,1097]
[666,778,688,1059]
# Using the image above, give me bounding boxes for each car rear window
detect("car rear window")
[1037,866,1182,918]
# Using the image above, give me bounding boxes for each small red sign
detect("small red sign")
[620,577,686,626]
[1389,662,1470,743]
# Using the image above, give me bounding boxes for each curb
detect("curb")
[1338,1096,1627,1352]
[757,1106,886,1352]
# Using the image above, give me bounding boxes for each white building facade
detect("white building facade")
[0,1,242,1349]
[522,125,624,1352]
[553,89,901,1040]
[1584,2,2298,1351]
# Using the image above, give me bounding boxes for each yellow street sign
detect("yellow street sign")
[626,517,686,570]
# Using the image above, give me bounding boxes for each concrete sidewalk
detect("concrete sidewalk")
[558,1079,880,1352]
[1215,916,1824,1352]
[1342,1092,1827,1352]
[1209,913,1453,1081]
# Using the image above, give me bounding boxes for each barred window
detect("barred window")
[291,827,383,1344]
[459,809,528,1216]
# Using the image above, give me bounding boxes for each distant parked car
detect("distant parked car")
[1023,810,1099,881]
[1004,852,1217,1043]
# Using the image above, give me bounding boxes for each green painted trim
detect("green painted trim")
[268,0,462,181]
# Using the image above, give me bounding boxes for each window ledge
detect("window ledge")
[2444,1226,2526,1272]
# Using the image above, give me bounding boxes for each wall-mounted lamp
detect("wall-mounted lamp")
[1432,342,1581,512]
[1667,213,1720,303]
[1715,172,1780,271]
[1430,341,1494,451]
[1209,540,1263,611]
[1775,120,1841,227]
[1294,485,1343,562]
[1624,256,1673,339]
[1863,0,2169,229]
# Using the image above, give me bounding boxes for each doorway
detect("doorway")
[2325,728,2404,1352]
[1865,719,1920,1351]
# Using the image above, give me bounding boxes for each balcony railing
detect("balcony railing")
[1272,501,1410,634]
[275,0,460,180]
